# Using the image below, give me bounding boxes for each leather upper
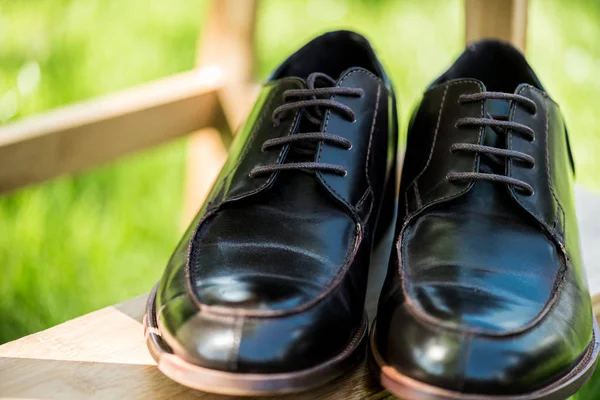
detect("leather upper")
[154,31,397,373]
[376,40,594,395]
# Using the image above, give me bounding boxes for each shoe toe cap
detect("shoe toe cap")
[157,274,363,374]
[375,285,595,396]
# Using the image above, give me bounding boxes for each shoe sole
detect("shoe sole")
[368,317,600,400]
[144,283,368,396]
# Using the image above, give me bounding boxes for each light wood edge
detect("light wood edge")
[465,0,529,53]
[0,68,226,194]
[183,0,258,223]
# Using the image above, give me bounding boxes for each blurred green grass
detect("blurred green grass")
[1,0,599,397]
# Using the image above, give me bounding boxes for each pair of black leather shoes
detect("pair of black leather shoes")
[145,31,599,399]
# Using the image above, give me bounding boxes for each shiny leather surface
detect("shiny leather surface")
[377,40,594,395]
[403,80,484,214]
[154,31,398,374]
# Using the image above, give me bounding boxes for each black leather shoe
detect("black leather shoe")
[371,40,599,400]
[144,31,397,396]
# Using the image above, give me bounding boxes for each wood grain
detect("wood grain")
[0,293,390,400]
[0,69,225,195]
[183,0,258,223]
[465,0,529,53]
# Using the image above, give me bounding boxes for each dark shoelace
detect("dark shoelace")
[447,92,537,195]
[249,72,363,178]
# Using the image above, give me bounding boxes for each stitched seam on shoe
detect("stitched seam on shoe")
[356,82,382,214]
[192,226,362,319]
[185,210,216,305]
[545,96,561,232]
[357,188,374,225]
[317,69,383,210]
[357,189,375,227]
[419,179,445,200]
[419,84,484,203]
[397,225,571,338]
[186,72,380,319]
[533,87,567,241]
[395,90,570,338]
[356,187,372,209]
[404,84,448,214]
[211,82,278,201]
[363,83,381,206]
[404,79,483,216]
[227,84,302,203]
[542,92,567,238]
[508,85,566,238]
[211,79,302,206]
[185,88,303,307]
[503,86,570,333]
[405,81,484,215]
[395,86,575,335]
[317,102,350,209]
[399,95,571,340]
[398,87,571,337]
[413,183,422,209]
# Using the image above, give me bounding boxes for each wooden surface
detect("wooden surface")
[0,69,225,195]
[1,186,599,400]
[465,0,529,52]
[0,292,390,400]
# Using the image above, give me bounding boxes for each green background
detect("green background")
[1,0,599,397]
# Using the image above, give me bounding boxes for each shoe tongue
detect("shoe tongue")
[479,98,507,174]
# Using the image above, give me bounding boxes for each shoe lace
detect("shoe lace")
[447,92,538,196]
[249,72,363,178]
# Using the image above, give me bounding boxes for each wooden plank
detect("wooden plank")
[0,68,225,194]
[0,299,388,400]
[184,0,258,223]
[465,0,529,52]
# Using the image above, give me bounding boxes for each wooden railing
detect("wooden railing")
[0,69,227,193]
[0,0,528,219]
